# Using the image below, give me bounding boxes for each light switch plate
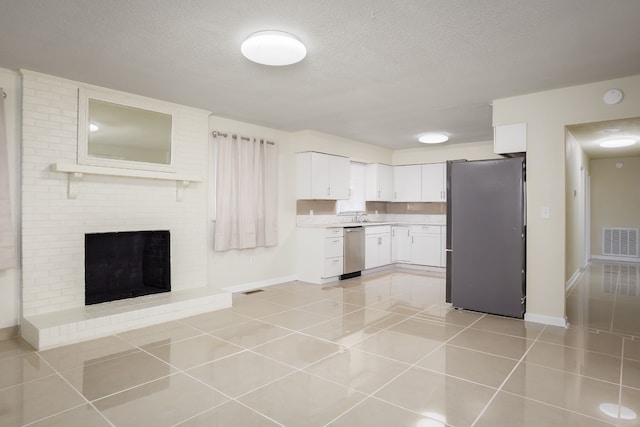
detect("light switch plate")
[541,207,550,219]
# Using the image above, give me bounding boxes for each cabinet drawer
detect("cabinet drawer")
[365,225,391,235]
[325,228,344,237]
[410,225,441,235]
[325,257,343,277]
[325,237,344,258]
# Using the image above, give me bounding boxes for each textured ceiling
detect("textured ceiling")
[1,0,640,149]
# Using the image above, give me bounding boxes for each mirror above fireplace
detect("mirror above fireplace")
[78,87,177,172]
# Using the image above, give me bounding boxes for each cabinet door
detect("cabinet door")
[366,164,391,201]
[328,155,350,199]
[310,153,330,198]
[379,233,391,266]
[365,235,379,269]
[393,165,422,201]
[325,237,344,258]
[392,226,411,262]
[297,152,349,200]
[411,233,441,266]
[421,163,446,202]
[325,257,343,277]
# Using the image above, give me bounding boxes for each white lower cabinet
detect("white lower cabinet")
[410,225,441,266]
[392,224,444,267]
[391,226,411,262]
[298,223,444,283]
[297,227,344,283]
[365,225,391,269]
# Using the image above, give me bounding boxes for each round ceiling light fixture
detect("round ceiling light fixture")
[599,138,636,148]
[89,122,99,132]
[418,133,449,144]
[241,30,307,66]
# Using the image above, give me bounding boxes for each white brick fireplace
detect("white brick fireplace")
[19,71,230,349]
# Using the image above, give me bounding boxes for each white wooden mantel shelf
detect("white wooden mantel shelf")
[51,163,202,201]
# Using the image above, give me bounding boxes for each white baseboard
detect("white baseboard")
[524,313,568,328]
[591,255,640,264]
[392,263,446,274]
[565,268,583,295]
[221,275,298,293]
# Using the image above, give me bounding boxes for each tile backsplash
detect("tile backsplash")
[296,200,445,216]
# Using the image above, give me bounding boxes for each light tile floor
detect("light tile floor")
[1,262,639,426]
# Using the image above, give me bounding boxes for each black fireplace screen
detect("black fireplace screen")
[85,230,171,305]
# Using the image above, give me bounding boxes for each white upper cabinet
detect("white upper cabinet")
[296,152,350,199]
[392,165,422,202]
[421,163,446,202]
[494,122,527,154]
[365,163,393,201]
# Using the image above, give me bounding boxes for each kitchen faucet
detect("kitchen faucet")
[354,212,368,223]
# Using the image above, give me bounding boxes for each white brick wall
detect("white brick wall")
[21,70,210,317]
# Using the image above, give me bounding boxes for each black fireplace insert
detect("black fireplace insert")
[85,230,170,305]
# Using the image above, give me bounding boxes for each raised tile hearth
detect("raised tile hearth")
[21,287,231,350]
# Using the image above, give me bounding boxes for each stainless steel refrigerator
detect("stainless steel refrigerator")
[445,157,526,318]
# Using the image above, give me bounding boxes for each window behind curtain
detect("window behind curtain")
[336,162,366,214]
[213,133,278,251]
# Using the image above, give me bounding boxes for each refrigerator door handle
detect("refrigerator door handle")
[445,249,453,252]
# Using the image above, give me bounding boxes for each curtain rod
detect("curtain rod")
[211,130,275,145]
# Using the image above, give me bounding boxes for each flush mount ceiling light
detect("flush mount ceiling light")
[418,133,449,144]
[89,122,99,132]
[241,30,307,66]
[599,138,636,148]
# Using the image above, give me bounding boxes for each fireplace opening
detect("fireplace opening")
[85,230,170,305]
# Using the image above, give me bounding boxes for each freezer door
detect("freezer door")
[449,157,525,318]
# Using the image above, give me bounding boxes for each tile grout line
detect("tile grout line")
[610,264,620,334]
[322,310,490,426]
[469,325,545,427]
[25,352,117,427]
[618,338,625,419]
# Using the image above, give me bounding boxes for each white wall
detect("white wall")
[392,140,499,164]
[292,130,393,164]
[207,116,298,290]
[0,68,21,329]
[20,70,210,317]
[590,156,640,257]
[493,74,640,324]
[206,126,395,291]
[565,130,589,283]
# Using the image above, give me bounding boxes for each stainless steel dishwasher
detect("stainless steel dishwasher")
[341,226,364,280]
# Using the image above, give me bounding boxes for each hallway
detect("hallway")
[567,261,640,338]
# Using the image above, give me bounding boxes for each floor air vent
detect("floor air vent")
[602,228,638,257]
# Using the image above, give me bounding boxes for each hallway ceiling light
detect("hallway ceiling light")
[241,31,307,66]
[89,123,99,132]
[418,133,449,144]
[599,138,636,148]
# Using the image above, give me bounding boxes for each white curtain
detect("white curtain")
[214,133,278,251]
[0,89,16,270]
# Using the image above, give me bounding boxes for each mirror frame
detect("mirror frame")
[78,87,177,172]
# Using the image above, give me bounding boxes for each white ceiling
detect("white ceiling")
[568,117,640,159]
[2,0,640,150]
